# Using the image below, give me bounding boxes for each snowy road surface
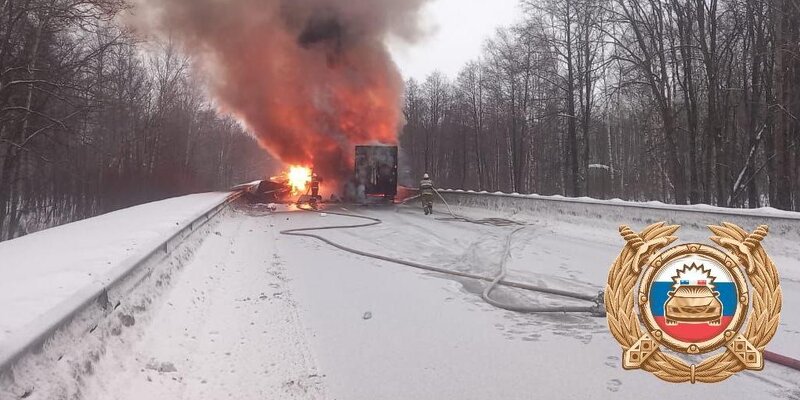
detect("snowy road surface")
[75,201,799,400]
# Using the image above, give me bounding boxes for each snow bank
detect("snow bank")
[438,189,800,239]
[0,192,232,366]
[2,211,227,400]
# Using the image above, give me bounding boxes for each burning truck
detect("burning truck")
[244,145,399,205]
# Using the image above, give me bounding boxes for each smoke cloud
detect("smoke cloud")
[129,0,429,182]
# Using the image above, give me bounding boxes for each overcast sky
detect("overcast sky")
[387,0,523,82]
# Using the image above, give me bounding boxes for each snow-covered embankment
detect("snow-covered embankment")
[0,192,238,397]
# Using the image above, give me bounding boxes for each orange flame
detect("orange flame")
[286,165,312,194]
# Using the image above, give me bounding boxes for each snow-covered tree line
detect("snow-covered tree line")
[402,0,800,211]
[0,0,272,240]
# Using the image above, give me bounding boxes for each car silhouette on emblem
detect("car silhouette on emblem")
[664,285,722,326]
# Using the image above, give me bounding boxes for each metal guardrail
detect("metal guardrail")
[0,191,243,375]
[435,189,800,241]
[437,189,800,221]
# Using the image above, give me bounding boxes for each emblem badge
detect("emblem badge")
[605,222,782,383]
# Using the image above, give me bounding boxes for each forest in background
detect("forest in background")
[401,0,800,211]
[4,0,800,241]
[0,0,272,240]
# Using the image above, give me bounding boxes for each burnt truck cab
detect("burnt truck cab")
[234,178,292,204]
[354,145,398,201]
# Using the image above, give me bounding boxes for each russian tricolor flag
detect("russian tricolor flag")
[649,259,738,343]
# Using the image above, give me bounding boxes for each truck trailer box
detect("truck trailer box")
[354,145,398,199]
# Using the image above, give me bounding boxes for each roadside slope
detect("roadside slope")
[0,192,230,345]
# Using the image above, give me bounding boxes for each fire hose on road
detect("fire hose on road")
[391,190,800,371]
[480,226,604,313]
[246,187,800,372]
[278,203,605,316]
[402,189,523,226]
[403,189,603,312]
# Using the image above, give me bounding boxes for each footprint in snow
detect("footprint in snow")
[521,333,541,342]
[606,379,622,392]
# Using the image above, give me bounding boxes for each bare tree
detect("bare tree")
[403,0,800,211]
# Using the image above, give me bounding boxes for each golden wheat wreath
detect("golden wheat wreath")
[605,222,782,383]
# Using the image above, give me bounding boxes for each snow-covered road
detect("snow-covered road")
[75,201,799,400]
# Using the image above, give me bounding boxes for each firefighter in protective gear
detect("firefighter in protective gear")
[309,172,323,209]
[420,173,434,215]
